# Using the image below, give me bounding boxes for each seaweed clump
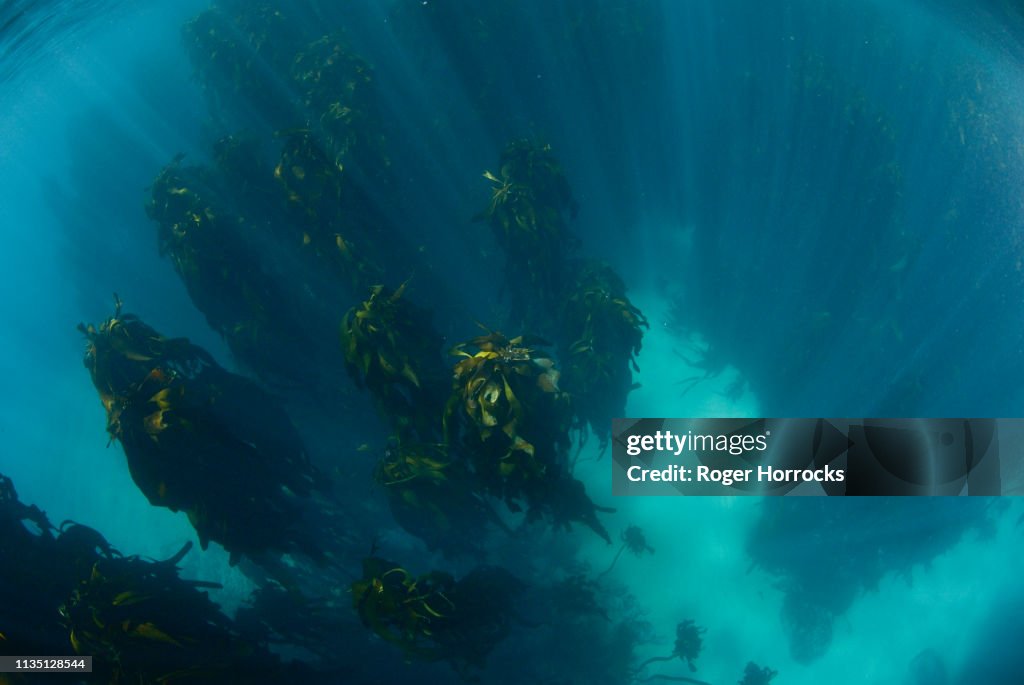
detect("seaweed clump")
[1,472,291,684]
[161,6,405,403]
[274,33,394,293]
[60,546,258,684]
[182,1,306,128]
[341,282,447,441]
[476,142,647,451]
[478,140,579,329]
[289,33,389,183]
[739,662,778,685]
[599,525,655,578]
[374,441,496,557]
[147,153,340,393]
[634,619,707,676]
[352,557,523,675]
[446,331,570,494]
[747,497,998,663]
[560,260,648,448]
[444,331,612,542]
[0,473,96,660]
[673,619,707,672]
[79,300,328,566]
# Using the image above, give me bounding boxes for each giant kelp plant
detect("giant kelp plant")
[446,332,572,501]
[475,142,647,451]
[373,440,498,557]
[0,473,301,685]
[79,299,330,567]
[182,0,308,130]
[352,557,524,676]
[147,153,328,391]
[151,0,417,412]
[341,282,448,442]
[560,260,649,448]
[747,497,1003,664]
[445,330,613,543]
[477,140,580,330]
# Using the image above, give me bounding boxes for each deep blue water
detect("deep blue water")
[2,1,1024,683]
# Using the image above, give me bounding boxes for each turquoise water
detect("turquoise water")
[2,1,1023,683]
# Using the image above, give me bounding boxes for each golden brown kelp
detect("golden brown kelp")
[351,558,457,663]
[147,156,324,388]
[79,303,328,565]
[2,475,288,683]
[446,331,570,501]
[276,131,385,293]
[183,4,399,293]
[0,474,86,660]
[290,34,389,182]
[478,140,580,330]
[560,260,648,448]
[341,282,447,441]
[147,148,363,407]
[60,548,283,684]
[183,0,306,129]
[374,441,495,557]
[276,32,396,292]
[352,557,523,674]
[212,133,284,212]
[445,331,611,542]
